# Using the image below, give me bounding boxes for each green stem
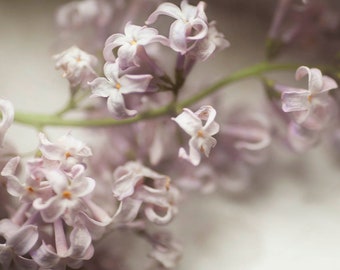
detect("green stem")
[14,62,298,128]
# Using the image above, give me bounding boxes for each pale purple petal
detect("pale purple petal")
[1,156,20,177]
[103,33,126,62]
[71,177,95,197]
[296,66,323,94]
[38,133,64,160]
[172,108,202,136]
[117,44,138,69]
[67,225,92,258]
[169,20,188,54]
[43,169,68,194]
[120,74,152,94]
[186,18,208,41]
[7,225,38,255]
[145,2,182,24]
[113,198,143,223]
[112,170,140,200]
[199,136,217,157]
[33,197,66,222]
[30,243,60,268]
[321,75,338,92]
[144,205,173,225]
[89,78,113,98]
[107,91,137,118]
[281,91,310,112]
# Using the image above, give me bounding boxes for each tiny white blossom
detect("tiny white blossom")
[54,46,98,88]
[172,105,219,166]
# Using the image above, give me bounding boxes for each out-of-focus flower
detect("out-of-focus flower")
[89,61,152,118]
[0,219,39,270]
[0,99,14,147]
[172,105,220,166]
[104,22,168,69]
[145,0,208,54]
[148,231,182,269]
[279,66,338,130]
[54,46,98,88]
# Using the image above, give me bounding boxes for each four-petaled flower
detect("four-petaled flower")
[280,66,338,130]
[146,0,208,54]
[89,61,152,118]
[172,105,220,166]
[54,46,98,88]
[103,22,168,70]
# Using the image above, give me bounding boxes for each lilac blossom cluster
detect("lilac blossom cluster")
[1,0,340,269]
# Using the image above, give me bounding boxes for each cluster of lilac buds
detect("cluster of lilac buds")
[2,0,340,269]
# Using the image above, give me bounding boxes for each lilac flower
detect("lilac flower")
[0,219,39,270]
[31,222,94,269]
[172,105,220,166]
[112,161,179,225]
[188,21,230,61]
[39,132,92,170]
[145,0,208,54]
[148,231,182,269]
[1,156,51,203]
[33,165,95,223]
[280,66,338,130]
[103,22,168,69]
[0,99,14,147]
[89,62,152,118]
[54,46,98,88]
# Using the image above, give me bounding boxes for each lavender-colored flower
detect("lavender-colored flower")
[89,62,152,118]
[112,161,179,225]
[188,21,230,61]
[33,165,95,223]
[172,105,220,166]
[280,66,338,130]
[0,219,39,270]
[39,132,92,170]
[56,0,112,30]
[31,222,94,269]
[148,231,183,269]
[145,0,208,54]
[0,99,14,147]
[54,46,98,88]
[103,22,168,69]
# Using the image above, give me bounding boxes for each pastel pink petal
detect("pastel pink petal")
[200,136,217,157]
[196,105,217,130]
[34,197,66,222]
[30,243,59,268]
[103,62,120,82]
[117,44,138,69]
[281,91,310,112]
[67,226,92,258]
[169,20,188,54]
[103,33,125,62]
[172,108,201,136]
[204,121,220,136]
[69,164,85,179]
[145,3,182,24]
[113,198,143,223]
[71,177,95,197]
[6,175,25,197]
[107,91,137,118]
[144,205,174,225]
[321,75,338,92]
[1,156,20,177]
[121,74,152,94]
[89,77,113,98]
[186,18,208,40]
[38,133,64,160]
[112,171,140,200]
[185,137,202,166]
[7,225,38,255]
[296,66,323,93]
[43,169,68,194]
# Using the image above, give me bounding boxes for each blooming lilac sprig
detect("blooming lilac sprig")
[279,66,338,130]
[54,46,98,88]
[172,105,220,166]
[145,0,208,55]
[89,61,152,118]
[103,22,168,70]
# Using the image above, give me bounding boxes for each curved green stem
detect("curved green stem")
[14,62,298,128]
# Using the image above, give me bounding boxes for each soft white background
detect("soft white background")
[1,1,340,269]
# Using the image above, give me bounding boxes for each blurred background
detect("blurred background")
[1,0,340,269]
